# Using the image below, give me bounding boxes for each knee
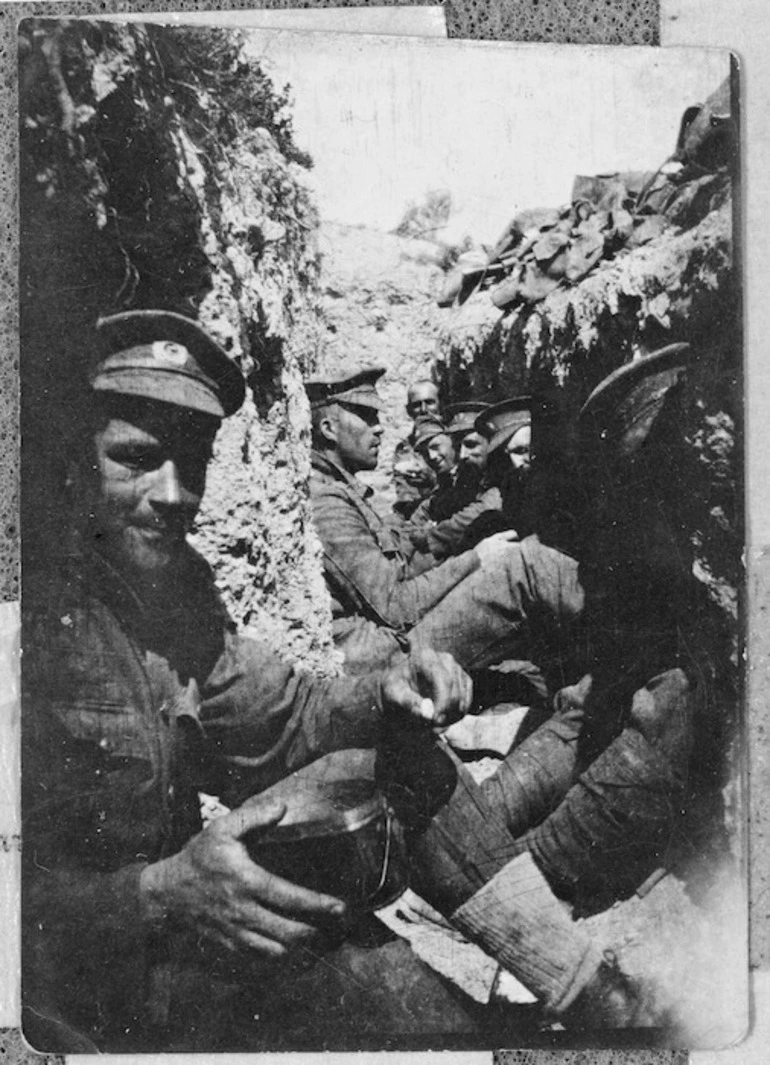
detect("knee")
[628,668,692,757]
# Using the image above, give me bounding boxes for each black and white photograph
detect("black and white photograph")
[18,16,744,1054]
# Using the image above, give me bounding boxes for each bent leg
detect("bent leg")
[523,669,693,907]
[479,678,589,838]
[406,536,584,676]
[378,734,631,1023]
[379,669,692,1024]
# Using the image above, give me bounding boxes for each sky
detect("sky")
[242,30,730,245]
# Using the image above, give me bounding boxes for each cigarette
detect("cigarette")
[419,697,435,720]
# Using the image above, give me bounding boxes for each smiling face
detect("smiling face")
[425,432,456,476]
[88,398,219,584]
[406,381,440,420]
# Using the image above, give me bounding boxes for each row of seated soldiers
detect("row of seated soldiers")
[306,350,732,1026]
[391,379,533,560]
[22,309,732,1053]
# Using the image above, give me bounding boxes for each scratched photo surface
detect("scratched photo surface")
[19,19,744,1053]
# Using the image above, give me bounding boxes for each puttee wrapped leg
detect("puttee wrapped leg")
[522,668,693,906]
[378,729,655,1027]
[450,851,660,1027]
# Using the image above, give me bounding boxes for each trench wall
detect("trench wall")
[20,19,337,671]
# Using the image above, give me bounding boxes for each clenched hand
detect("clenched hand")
[381,646,472,728]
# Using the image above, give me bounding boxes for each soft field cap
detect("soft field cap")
[446,401,490,435]
[412,414,449,450]
[92,310,245,418]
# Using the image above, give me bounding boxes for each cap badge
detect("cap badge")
[151,341,190,366]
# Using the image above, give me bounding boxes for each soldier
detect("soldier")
[21,312,477,1052]
[309,350,706,1031]
[308,367,582,680]
[391,378,440,520]
[459,396,535,544]
[405,377,440,420]
[448,401,492,475]
[408,403,504,560]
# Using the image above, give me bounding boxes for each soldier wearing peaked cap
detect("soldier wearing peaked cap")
[445,400,492,478]
[22,316,479,1052]
[305,366,386,410]
[91,309,247,418]
[476,396,532,468]
[308,343,710,1032]
[457,396,535,547]
[412,412,451,454]
[405,402,504,561]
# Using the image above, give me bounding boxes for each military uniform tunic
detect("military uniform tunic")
[22,545,386,1046]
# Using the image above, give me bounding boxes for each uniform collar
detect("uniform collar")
[310,450,374,500]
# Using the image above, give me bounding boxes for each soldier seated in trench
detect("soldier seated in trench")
[21,310,484,1053]
[22,314,716,1049]
[308,366,584,681]
[452,396,536,549]
[307,346,720,1030]
[391,378,439,520]
[405,401,505,560]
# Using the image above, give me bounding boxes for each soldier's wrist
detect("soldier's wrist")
[139,859,174,927]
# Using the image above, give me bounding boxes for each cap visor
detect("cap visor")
[92,370,225,418]
[488,422,530,453]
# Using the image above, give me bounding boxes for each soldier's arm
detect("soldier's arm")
[419,486,504,559]
[312,481,480,629]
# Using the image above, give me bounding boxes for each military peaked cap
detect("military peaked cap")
[579,343,692,459]
[476,396,532,453]
[305,367,386,411]
[445,401,491,435]
[412,414,449,450]
[91,310,245,418]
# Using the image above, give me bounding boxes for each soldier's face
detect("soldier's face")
[89,400,218,580]
[334,403,383,472]
[426,433,456,475]
[458,431,488,471]
[506,426,532,471]
[406,383,439,420]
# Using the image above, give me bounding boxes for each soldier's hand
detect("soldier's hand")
[475,529,520,568]
[139,797,346,957]
[381,646,472,728]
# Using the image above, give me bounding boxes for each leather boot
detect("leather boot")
[562,950,665,1029]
